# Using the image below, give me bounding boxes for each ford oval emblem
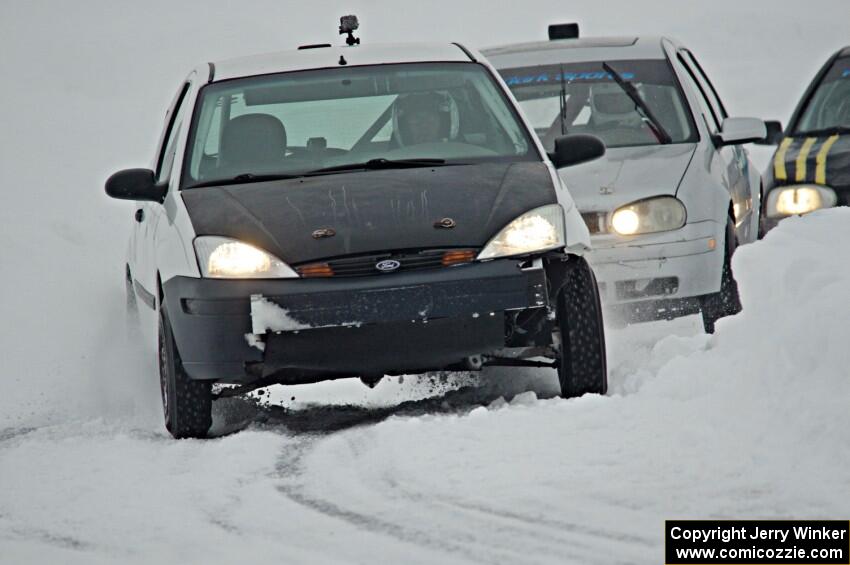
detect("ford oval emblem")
[375,259,401,272]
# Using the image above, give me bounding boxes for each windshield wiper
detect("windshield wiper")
[792,126,850,138]
[558,65,568,135]
[305,158,453,176]
[185,159,460,188]
[187,172,303,189]
[602,62,673,145]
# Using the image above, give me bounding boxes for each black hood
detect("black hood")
[770,134,850,192]
[181,162,556,265]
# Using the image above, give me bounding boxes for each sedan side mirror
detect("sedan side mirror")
[105,168,166,202]
[755,120,784,145]
[717,117,767,146]
[549,134,606,168]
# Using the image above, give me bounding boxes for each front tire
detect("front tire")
[555,256,608,398]
[158,305,212,439]
[700,218,742,334]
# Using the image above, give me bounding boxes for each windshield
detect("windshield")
[183,62,536,186]
[793,56,850,135]
[498,59,697,150]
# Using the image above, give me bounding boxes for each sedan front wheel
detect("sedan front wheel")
[554,256,608,398]
[158,305,212,439]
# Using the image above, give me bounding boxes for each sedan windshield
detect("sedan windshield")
[793,56,850,136]
[499,59,697,150]
[183,63,536,187]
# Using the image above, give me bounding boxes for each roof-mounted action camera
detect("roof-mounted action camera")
[339,15,360,46]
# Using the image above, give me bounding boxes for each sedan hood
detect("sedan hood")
[181,162,556,265]
[771,134,850,192]
[557,144,696,212]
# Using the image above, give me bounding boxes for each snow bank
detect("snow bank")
[283,210,850,562]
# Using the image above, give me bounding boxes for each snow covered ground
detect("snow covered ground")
[2,1,849,563]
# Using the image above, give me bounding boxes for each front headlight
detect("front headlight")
[611,196,686,235]
[766,184,837,218]
[193,236,298,279]
[477,204,565,260]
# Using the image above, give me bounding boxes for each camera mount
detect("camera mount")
[339,15,360,46]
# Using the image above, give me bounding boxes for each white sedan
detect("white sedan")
[104,32,610,438]
[484,29,766,332]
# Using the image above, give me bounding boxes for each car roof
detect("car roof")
[210,42,475,82]
[481,36,671,69]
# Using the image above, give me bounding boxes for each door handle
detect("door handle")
[135,209,144,223]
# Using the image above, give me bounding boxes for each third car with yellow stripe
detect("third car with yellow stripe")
[761,46,850,233]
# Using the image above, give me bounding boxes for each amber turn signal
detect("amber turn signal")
[441,250,476,266]
[296,262,334,277]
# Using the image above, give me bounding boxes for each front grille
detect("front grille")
[615,277,679,300]
[581,212,608,235]
[295,248,478,278]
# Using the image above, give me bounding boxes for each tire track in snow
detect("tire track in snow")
[273,433,619,564]
[0,427,38,447]
[432,495,655,548]
[1,525,97,552]
[273,436,513,564]
[376,475,652,564]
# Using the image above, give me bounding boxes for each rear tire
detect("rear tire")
[159,305,212,439]
[700,218,742,334]
[555,256,608,398]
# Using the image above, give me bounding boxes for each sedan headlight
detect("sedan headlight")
[477,204,565,260]
[194,236,298,278]
[610,196,686,235]
[766,184,837,218]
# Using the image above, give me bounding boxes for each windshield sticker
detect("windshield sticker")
[504,71,635,86]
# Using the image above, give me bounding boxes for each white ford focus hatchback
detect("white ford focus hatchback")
[105,27,613,438]
[484,27,767,332]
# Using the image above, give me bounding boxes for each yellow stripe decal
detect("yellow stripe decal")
[774,137,792,180]
[815,134,840,185]
[795,137,817,182]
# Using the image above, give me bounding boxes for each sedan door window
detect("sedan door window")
[157,83,191,184]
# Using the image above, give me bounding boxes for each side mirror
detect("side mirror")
[755,120,784,145]
[105,169,166,202]
[549,134,606,168]
[717,117,767,146]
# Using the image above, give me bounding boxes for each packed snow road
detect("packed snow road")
[3,210,850,564]
[3,1,850,563]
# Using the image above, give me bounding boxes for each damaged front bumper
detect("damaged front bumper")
[161,258,549,383]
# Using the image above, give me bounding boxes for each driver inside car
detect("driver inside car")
[588,83,656,145]
[391,91,460,146]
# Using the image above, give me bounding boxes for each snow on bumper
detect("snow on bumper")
[586,220,725,306]
[161,259,548,382]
